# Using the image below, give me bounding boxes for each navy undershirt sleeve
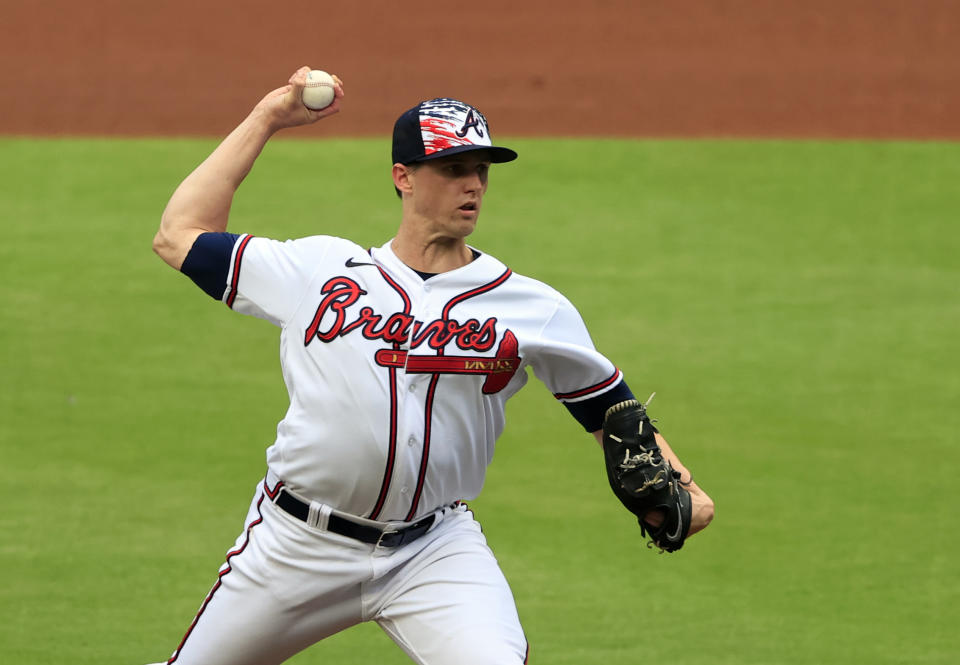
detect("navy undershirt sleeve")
[563,380,636,432]
[180,232,241,300]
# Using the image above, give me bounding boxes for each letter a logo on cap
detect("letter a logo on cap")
[455,108,485,139]
[398,98,515,163]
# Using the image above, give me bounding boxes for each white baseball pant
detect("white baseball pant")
[149,479,529,665]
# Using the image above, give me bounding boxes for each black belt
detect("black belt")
[273,488,438,548]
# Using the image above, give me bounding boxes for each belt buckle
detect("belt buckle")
[376,527,402,548]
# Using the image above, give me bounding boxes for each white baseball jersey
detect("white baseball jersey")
[194,234,625,522]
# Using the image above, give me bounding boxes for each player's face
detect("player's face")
[410,152,491,238]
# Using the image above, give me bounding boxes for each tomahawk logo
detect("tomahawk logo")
[455,109,485,139]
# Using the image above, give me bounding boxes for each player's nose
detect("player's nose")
[463,170,485,192]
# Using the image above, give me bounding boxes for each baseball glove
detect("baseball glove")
[602,398,691,552]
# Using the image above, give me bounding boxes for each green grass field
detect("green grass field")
[1,136,957,664]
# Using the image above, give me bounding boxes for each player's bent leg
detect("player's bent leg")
[157,482,366,665]
[374,508,529,665]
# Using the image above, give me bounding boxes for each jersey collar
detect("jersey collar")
[371,239,508,290]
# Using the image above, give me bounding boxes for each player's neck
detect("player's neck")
[391,226,474,275]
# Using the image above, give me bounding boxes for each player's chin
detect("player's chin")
[452,209,480,234]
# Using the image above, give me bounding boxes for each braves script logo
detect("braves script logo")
[303,276,519,394]
[455,108,485,139]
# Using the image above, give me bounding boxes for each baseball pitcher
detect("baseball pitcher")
[144,67,714,665]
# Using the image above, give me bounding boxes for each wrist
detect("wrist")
[248,104,284,137]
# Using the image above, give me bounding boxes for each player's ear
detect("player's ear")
[392,163,416,198]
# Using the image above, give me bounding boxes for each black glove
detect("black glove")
[602,399,692,552]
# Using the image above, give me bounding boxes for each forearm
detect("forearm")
[152,66,344,271]
[655,432,714,535]
[154,108,276,269]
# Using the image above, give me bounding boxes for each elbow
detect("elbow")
[153,213,196,270]
[697,495,716,533]
[152,228,166,257]
[688,491,715,537]
[152,225,177,267]
[702,496,716,527]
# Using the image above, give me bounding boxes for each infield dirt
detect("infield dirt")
[2,0,957,139]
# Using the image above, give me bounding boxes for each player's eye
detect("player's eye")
[442,162,489,180]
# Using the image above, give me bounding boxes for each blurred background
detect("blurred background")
[1,2,957,664]
[2,0,958,138]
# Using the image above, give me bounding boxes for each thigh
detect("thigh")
[374,510,529,665]
[165,485,367,665]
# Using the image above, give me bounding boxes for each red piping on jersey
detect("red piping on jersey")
[404,268,513,520]
[367,264,412,521]
[375,264,412,312]
[168,484,270,663]
[263,478,283,500]
[404,373,440,521]
[553,368,622,401]
[441,268,512,319]
[225,234,254,309]
[367,366,400,521]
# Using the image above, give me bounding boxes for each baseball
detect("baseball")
[302,70,336,110]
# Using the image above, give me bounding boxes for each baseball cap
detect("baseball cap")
[392,98,518,165]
